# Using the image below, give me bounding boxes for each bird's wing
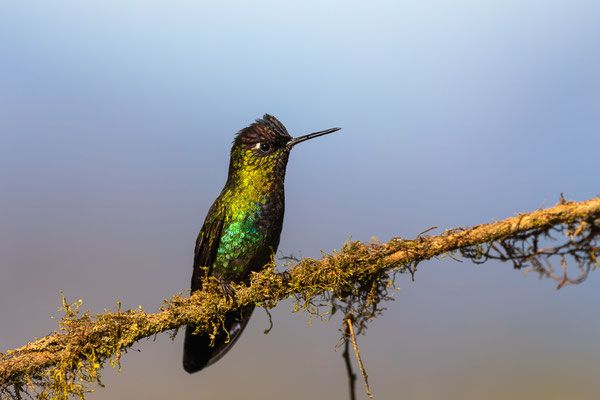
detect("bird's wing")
[184,203,254,374]
[190,207,225,292]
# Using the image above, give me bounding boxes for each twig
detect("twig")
[346,316,372,398]
[416,226,438,239]
[340,333,357,400]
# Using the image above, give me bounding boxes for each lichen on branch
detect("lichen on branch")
[1,197,599,400]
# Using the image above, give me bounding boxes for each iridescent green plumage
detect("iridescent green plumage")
[183,114,340,373]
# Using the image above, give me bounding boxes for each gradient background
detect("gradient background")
[1,1,600,399]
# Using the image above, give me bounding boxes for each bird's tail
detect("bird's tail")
[183,304,255,373]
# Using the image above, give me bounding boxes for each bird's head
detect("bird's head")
[227,114,340,181]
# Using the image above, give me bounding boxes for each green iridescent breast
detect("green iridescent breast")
[213,197,266,276]
[204,159,285,279]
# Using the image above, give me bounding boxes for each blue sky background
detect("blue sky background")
[1,1,599,399]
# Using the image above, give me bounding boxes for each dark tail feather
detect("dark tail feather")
[183,304,255,373]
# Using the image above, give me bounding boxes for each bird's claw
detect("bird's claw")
[277,270,292,287]
[220,281,237,305]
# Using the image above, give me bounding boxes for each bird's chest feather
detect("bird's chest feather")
[212,184,284,280]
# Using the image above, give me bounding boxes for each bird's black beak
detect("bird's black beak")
[287,127,341,148]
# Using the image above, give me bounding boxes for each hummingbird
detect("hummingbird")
[183,114,340,373]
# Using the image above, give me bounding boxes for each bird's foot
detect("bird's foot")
[220,280,237,305]
[277,270,292,287]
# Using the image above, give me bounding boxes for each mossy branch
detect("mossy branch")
[1,196,599,399]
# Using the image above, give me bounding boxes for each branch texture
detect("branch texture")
[1,197,599,399]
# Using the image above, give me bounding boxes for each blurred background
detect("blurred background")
[1,1,599,399]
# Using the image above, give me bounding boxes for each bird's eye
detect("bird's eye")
[259,142,271,152]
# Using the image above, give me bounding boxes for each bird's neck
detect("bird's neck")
[226,168,283,198]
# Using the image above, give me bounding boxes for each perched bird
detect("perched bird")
[183,114,340,373]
